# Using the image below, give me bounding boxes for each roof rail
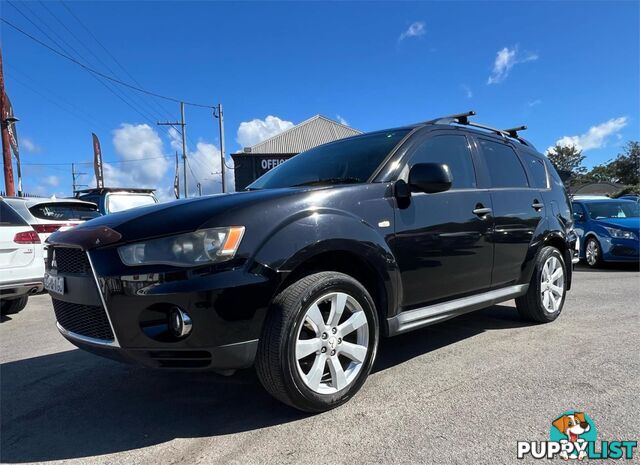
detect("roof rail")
[425,110,532,147]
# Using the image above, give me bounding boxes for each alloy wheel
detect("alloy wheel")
[295,292,369,394]
[540,256,564,313]
[586,240,598,266]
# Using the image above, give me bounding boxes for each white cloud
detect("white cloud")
[549,117,628,153]
[461,84,473,99]
[237,115,294,148]
[487,46,538,84]
[44,175,59,187]
[186,141,235,196]
[527,99,542,107]
[399,21,426,41]
[22,137,41,153]
[336,114,349,126]
[103,123,171,188]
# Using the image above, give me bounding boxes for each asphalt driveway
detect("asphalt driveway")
[1,263,639,464]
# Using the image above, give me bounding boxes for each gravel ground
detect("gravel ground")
[1,263,639,465]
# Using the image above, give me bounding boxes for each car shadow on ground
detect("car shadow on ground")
[0,304,531,463]
[573,261,639,273]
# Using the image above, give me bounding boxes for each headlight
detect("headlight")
[118,227,245,267]
[603,227,637,240]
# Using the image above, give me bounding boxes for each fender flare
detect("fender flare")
[251,208,401,319]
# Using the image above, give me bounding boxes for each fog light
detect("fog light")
[169,307,192,338]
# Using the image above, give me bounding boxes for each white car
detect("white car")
[0,199,45,315]
[3,197,100,262]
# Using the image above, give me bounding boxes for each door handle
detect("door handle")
[473,207,492,217]
[532,200,544,210]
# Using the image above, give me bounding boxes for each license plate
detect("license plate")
[44,273,65,295]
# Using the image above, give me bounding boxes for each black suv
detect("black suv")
[46,112,577,412]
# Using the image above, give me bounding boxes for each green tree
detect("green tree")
[546,144,587,175]
[583,141,639,185]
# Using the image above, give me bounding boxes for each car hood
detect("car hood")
[48,188,302,247]
[597,217,640,231]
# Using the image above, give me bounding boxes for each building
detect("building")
[231,115,361,191]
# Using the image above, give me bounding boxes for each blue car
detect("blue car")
[571,199,640,267]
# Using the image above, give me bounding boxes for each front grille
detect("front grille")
[53,299,114,341]
[51,247,91,274]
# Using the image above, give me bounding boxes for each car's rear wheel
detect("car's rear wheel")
[585,237,603,268]
[256,271,379,412]
[1,296,28,315]
[516,246,567,323]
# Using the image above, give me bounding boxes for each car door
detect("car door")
[390,131,494,309]
[474,137,545,288]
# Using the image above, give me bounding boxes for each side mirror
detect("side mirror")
[573,211,585,223]
[408,163,452,194]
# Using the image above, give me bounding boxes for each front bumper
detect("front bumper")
[600,236,639,262]
[47,245,277,370]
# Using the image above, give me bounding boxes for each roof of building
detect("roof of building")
[239,115,362,155]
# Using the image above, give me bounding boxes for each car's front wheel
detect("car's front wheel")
[585,237,603,268]
[256,271,379,412]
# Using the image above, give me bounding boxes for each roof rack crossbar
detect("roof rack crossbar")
[503,125,527,138]
[425,111,531,147]
[427,110,476,125]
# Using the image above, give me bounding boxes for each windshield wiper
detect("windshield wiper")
[292,177,361,187]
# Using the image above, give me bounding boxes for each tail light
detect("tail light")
[14,231,41,244]
[31,224,73,234]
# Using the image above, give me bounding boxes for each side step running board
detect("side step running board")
[387,284,528,336]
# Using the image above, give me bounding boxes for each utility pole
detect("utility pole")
[158,101,188,198]
[0,47,15,196]
[71,163,87,193]
[180,102,188,198]
[213,104,226,193]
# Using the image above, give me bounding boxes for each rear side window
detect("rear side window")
[523,153,548,188]
[29,203,100,221]
[479,139,529,188]
[408,134,477,188]
[0,201,28,226]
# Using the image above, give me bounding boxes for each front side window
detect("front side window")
[405,134,476,189]
[29,202,100,221]
[248,130,411,190]
[585,201,640,219]
[479,139,529,188]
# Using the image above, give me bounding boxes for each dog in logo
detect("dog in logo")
[552,412,591,460]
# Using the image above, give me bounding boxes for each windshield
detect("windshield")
[29,202,100,221]
[585,201,640,219]
[247,129,411,190]
[107,193,157,213]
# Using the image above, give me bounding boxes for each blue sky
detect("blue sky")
[2,1,638,199]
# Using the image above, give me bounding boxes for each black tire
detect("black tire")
[255,271,379,412]
[516,246,567,323]
[0,296,28,315]
[584,237,603,268]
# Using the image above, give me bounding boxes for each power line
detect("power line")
[39,0,175,125]
[21,155,174,166]
[1,16,215,109]
[58,0,176,122]
[5,2,163,127]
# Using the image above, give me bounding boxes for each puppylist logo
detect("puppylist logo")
[517,411,638,460]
